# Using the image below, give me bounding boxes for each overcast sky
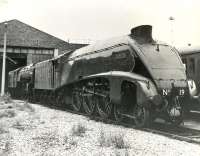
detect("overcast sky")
[0,0,199,48]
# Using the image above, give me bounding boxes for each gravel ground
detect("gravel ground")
[0,99,200,156]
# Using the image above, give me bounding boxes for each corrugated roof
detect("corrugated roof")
[0,19,84,51]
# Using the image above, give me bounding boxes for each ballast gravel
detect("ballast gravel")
[0,100,200,156]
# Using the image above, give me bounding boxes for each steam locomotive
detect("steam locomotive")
[8,25,192,127]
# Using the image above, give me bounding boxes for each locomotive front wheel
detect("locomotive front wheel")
[72,91,82,112]
[167,96,183,126]
[43,93,48,105]
[82,94,96,115]
[96,96,112,119]
[39,93,45,104]
[113,104,124,122]
[48,92,55,105]
[134,105,150,128]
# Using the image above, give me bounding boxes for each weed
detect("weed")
[7,110,15,117]
[69,138,77,146]
[7,105,13,109]
[111,134,130,149]
[98,130,130,149]
[4,141,11,152]
[99,130,108,147]
[32,131,60,149]
[0,127,8,134]
[2,137,12,155]
[16,101,35,113]
[0,93,12,104]
[71,123,87,137]
[63,136,69,144]
[23,101,35,112]
[114,150,130,156]
[0,110,16,119]
[12,120,25,131]
[64,135,77,150]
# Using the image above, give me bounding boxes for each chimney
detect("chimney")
[130,25,153,43]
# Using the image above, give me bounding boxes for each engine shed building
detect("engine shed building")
[0,19,86,91]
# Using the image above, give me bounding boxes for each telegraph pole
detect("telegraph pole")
[169,16,175,46]
[1,22,7,96]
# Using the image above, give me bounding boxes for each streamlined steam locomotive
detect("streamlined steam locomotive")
[8,25,192,127]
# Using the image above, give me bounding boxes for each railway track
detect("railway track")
[30,100,200,146]
[91,115,200,145]
[143,123,200,145]
[13,98,200,145]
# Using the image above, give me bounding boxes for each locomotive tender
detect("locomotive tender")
[8,25,191,127]
[181,48,200,92]
[180,48,200,110]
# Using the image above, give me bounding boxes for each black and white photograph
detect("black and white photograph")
[0,0,200,155]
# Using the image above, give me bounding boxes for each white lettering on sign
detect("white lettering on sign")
[179,89,185,96]
[162,89,168,96]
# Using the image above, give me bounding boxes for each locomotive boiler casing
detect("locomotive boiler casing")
[56,26,188,104]
[33,26,188,105]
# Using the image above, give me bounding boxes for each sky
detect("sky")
[0,0,199,48]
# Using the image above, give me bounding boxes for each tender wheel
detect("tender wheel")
[82,94,96,115]
[43,93,48,105]
[54,89,64,107]
[48,92,55,105]
[96,96,112,119]
[114,104,124,122]
[39,92,45,104]
[32,90,37,103]
[23,91,28,101]
[72,90,82,112]
[46,93,52,106]
[35,92,40,103]
[134,105,150,128]
[27,90,32,102]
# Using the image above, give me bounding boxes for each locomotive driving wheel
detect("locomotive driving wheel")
[71,90,82,112]
[96,95,112,119]
[133,105,150,128]
[56,91,65,107]
[82,93,96,115]
[167,96,183,126]
[113,104,124,122]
